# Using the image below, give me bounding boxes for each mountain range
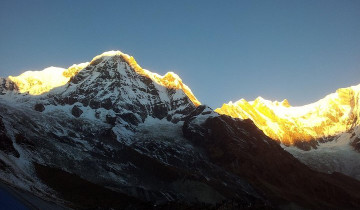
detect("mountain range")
[217,85,360,180]
[0,50,360,209]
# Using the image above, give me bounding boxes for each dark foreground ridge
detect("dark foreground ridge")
[184,105,360,210]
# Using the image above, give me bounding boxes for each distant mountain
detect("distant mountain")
[216,85,360,180]
[0,50,360,209]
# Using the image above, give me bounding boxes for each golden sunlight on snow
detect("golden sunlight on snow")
[215,85,360,145]
[9,66,66,95]
[8,63,89,95]
[62,62,90,78]
[8,51,201,106]
[92,51,201,106]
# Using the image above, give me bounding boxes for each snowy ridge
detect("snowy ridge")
[216,83,360,180]
[89,51,201,106]
[284,126,360,180]
[216,84,360,145]
[5,50,200,107]
[8,63,89,95]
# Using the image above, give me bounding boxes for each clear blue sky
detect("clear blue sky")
[1,0,360,108]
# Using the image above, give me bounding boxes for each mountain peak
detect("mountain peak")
[216,84,360,145]
[7,62,89,95]
[8,66,67,95]
[6,50,201,106]
[89,50,126,65]
[280,99,290,107]
[91,50,201,106]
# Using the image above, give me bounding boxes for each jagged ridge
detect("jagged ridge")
[7,51,200,106]
[216,84,360,145]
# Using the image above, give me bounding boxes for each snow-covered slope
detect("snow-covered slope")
[216,84,360,145]
[216,84,360,180]
[8,63,88,95]
[0,50,265,208]
[2,50,202,142]
[284,126,360,180]
[6,51,200,107]
[1,50,360,209]
[46,51,199,125]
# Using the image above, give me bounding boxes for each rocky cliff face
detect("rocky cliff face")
[0,77,18,94]
[1,51,360,209]
[48,51,199,124]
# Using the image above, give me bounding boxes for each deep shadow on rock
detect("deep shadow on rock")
[183,106,360,210]
[0,116,19,158]
[71,105,83,118]
[34,104,45,112]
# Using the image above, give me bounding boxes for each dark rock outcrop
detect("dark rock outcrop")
[105,114,116,125]
[71,105,83,118]
[351,137,360,151]
[0,116,19,158]
[15,134,35,149]
[119,113,140,125]
[34,103,45,112]
[0,78,18,94]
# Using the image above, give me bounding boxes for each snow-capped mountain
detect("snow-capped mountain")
[0,51,264,208]
[216,85,360,180]
[1,50,360,209]
[7,63,88,95]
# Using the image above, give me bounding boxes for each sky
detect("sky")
[0,0,360,109]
